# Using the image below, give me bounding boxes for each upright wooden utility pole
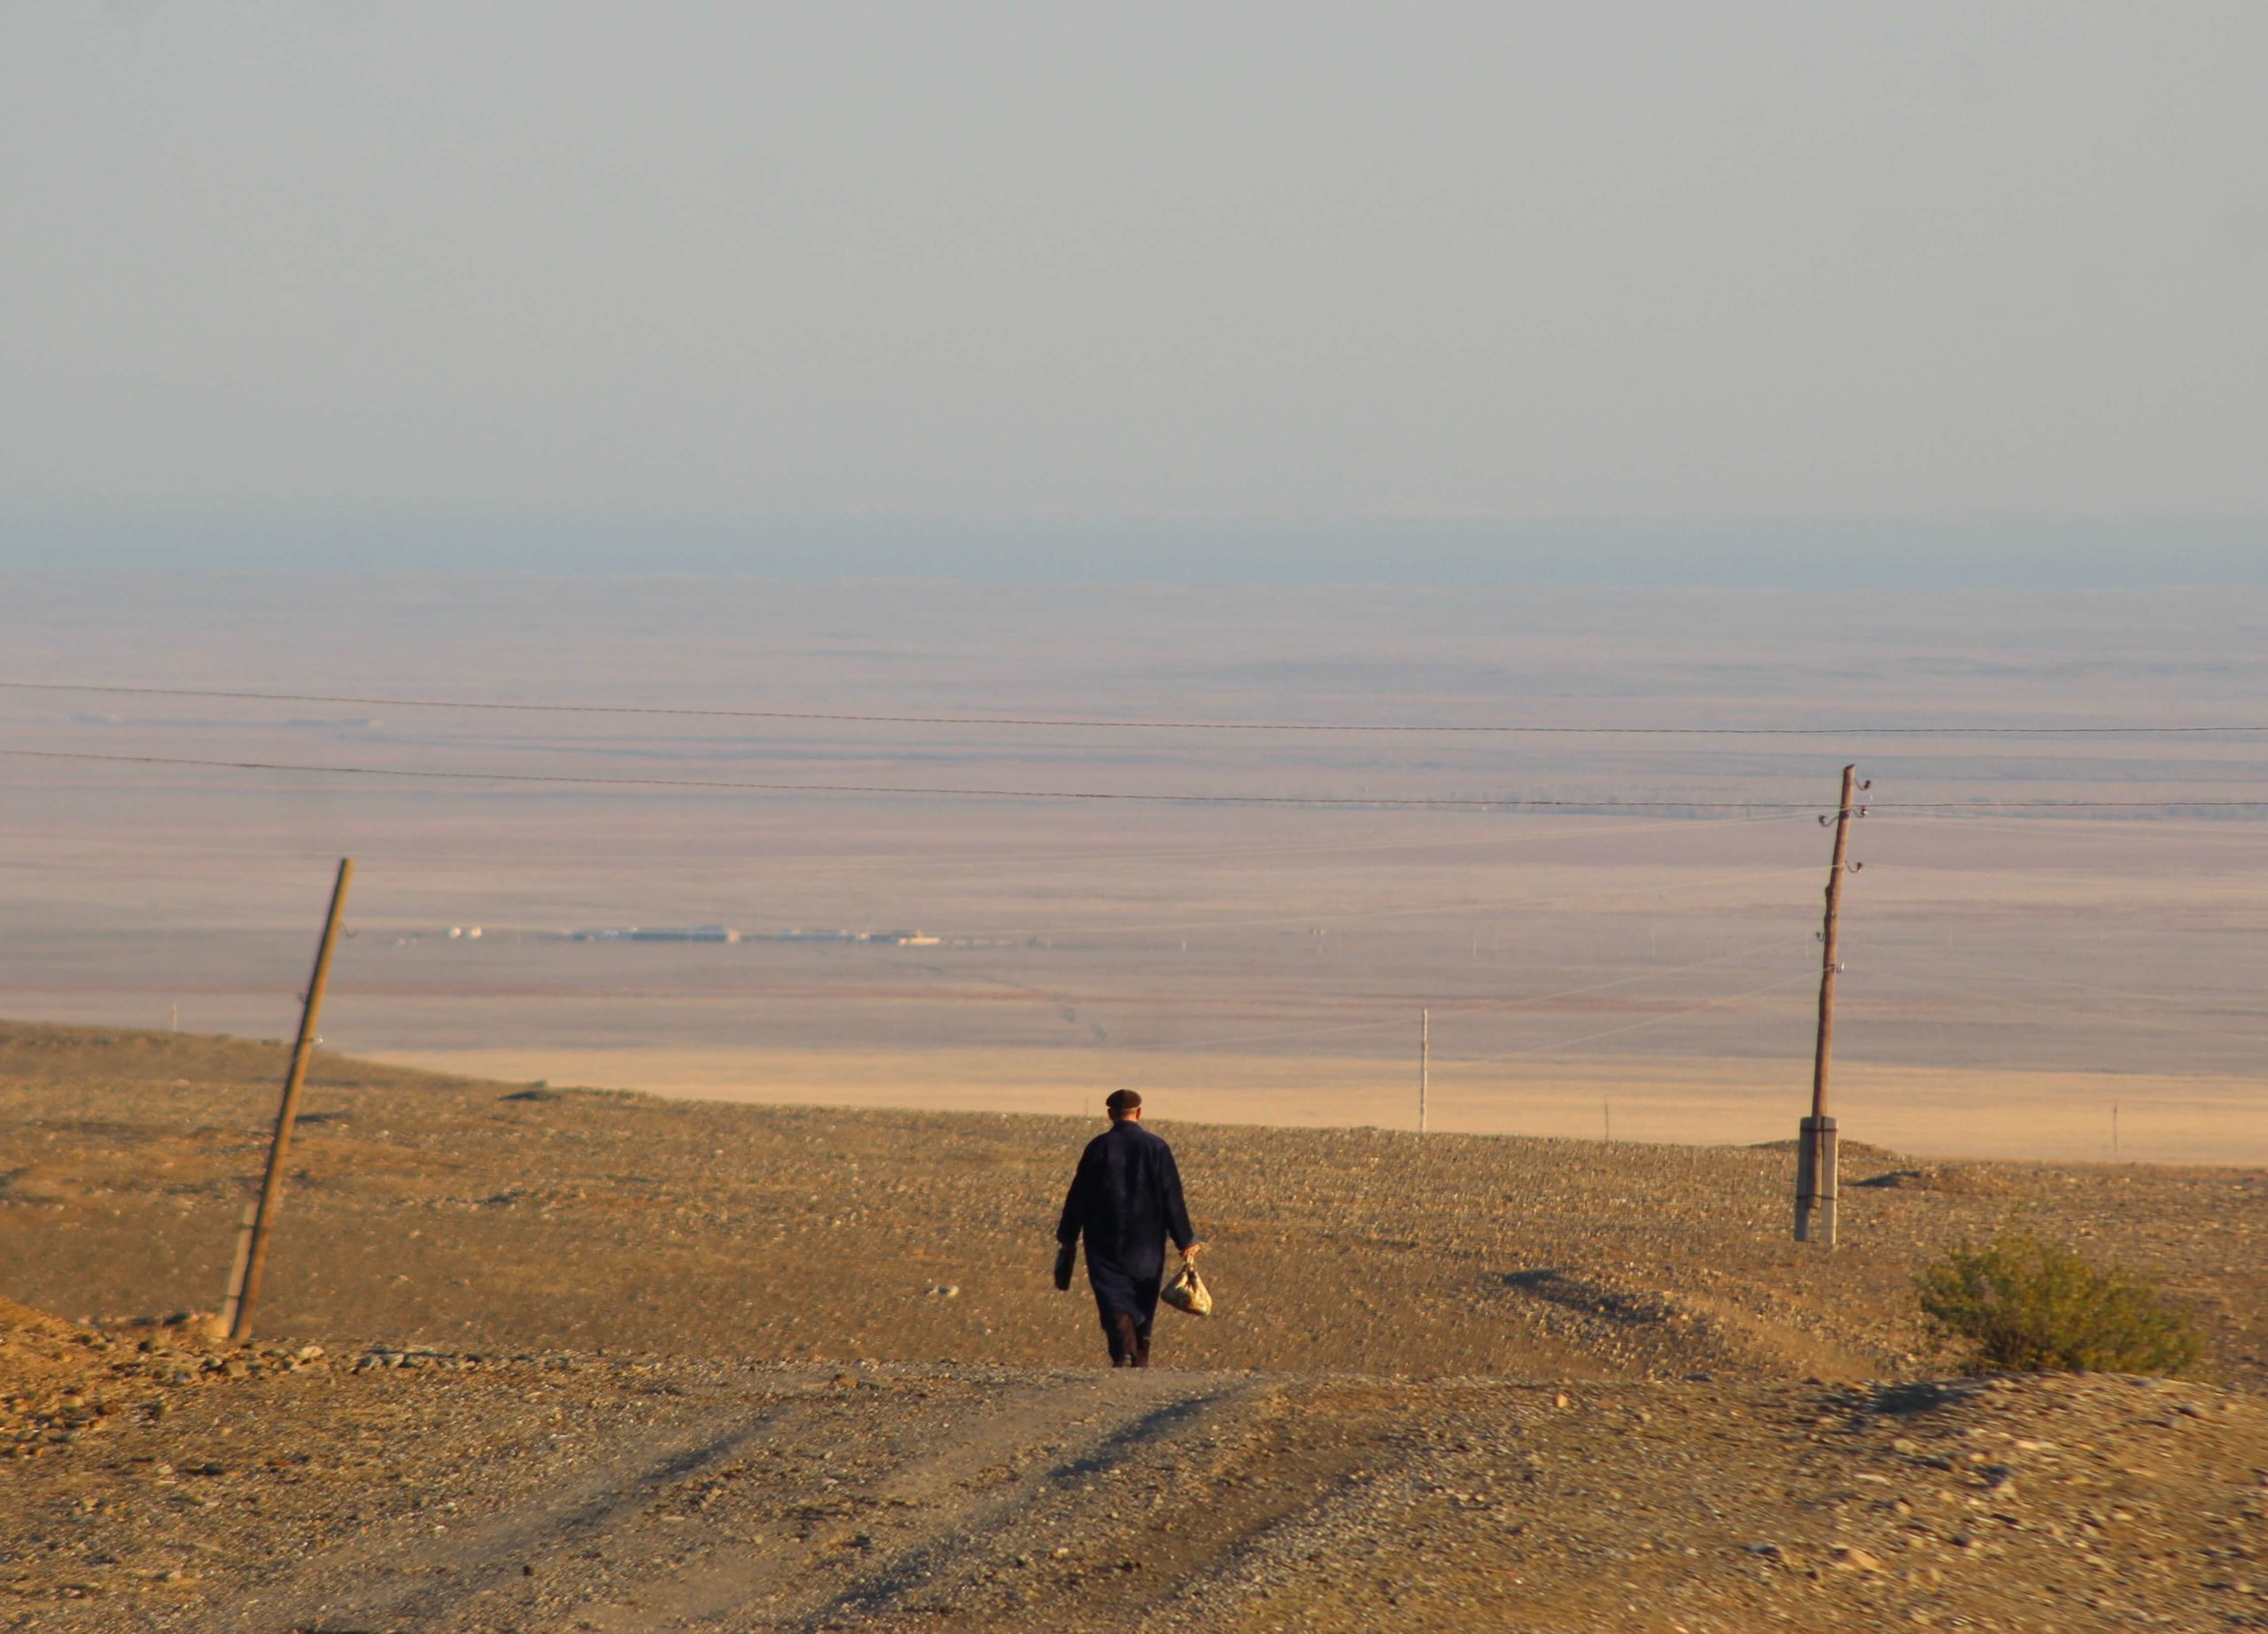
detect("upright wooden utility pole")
[1795,768,1860,1245]
[1418,1008,1430,1133]
[223,858,353,1342]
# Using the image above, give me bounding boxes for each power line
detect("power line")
[8,745,2266,811]
[25,809,1503,891]
[1118,932,1803,1053]
[1898,949,2253,1010]
[1004,867,1817,940]
[0,747,1825,809]
[1440,969,1817,1065]
[0,805,1809,878]
[1873,812,2268,841]
[1876,799,2268,810]
[9,679,2268,736]
[1858,961,2268,1049]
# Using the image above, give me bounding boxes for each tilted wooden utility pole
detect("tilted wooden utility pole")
[1796,766,1862,1246]
[222,858,353,1342]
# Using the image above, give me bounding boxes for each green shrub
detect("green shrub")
[1915,1233,2204,1376]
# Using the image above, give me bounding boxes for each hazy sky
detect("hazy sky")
[5,3,2265,539]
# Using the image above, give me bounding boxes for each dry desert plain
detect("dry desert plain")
[4,1021,2267,1633]
[6,577,2268,1166]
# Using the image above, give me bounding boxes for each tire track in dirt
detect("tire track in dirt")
[778,1375,1417,1634]
[581,1371,1260,1631]
[788,1375,1250,1630]
[213,1378,827,1634]
[226,1368,1268,1633]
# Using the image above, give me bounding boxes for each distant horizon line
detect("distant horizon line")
[5,509,2264,590]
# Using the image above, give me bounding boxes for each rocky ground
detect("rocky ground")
[4,1021,2264,1631]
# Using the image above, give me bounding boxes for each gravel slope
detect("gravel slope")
[4,1022,2264,1630]
[6,1328,2265,1633]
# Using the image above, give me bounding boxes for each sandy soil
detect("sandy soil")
[4,1021,2264,1630]
[373,1043,2268,1167]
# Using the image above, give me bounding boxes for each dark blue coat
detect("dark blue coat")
[1055,1120,1194,1321]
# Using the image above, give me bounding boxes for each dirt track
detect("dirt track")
[10,1327,2267,1633]
[4,1022,2266,1631]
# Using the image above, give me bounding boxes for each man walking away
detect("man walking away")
[1053,1089,1201,1368]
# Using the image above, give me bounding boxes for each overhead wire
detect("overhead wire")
[1879,798,2268,810]
[1855,961,2268,1048]
[1439,969,1819,1066]
[0,747,1834,808]
[0,805,1815,882]
[6,747,2265,812]
[1114,932,1806,1054]
[1870,811,2268,844]
[1888,949,2258,1010]
[9,679,2268,735]
[998,866,1821,942]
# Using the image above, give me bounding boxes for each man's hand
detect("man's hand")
[1180,1241,1205,1261]
[1052,1243,1076,1291]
